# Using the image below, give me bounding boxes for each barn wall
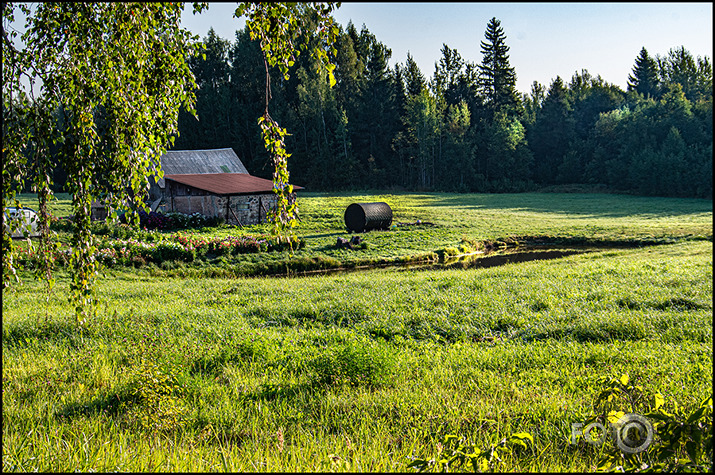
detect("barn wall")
[171,195,226,220]
[91,205,108,221]
[227,194,278,225]
[169,192,294,226]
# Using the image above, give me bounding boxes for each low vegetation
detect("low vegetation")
[11,191,713,278]
[2,192,712,472]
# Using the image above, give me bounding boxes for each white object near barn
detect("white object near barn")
[3,207,41,238]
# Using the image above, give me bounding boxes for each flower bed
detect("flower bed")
[172,234,269,256]
[12,232,302,270]
[51,211,226,234]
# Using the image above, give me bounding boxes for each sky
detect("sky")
[181,2,713,94]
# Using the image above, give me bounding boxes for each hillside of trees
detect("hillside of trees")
[172,17,712,198]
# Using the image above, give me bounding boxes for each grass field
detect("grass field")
[11,191,713,276]
[2,192,712,472]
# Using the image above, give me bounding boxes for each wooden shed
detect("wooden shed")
[165,173,302,226]
[144,148,302,226]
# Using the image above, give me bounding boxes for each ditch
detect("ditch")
[269,244,604,278]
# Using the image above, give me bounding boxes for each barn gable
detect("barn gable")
[154,148,248,188]
[149,148,249,201]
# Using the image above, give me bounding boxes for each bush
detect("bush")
[118,211,224,231]
[150,242,196,263]
[307,338,395,387]
[162,212,224,230]
[50,217,74,233]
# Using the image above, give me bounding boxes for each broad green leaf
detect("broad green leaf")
[510,432,534,443]
[685,441,698,462]
[654,392,665,410]
[607,410,625,424]
[686,407,707,424]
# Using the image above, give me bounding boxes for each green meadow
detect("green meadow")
[2,192,712,472]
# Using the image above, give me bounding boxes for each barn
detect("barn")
[150,148,301,226]
[148,148,250,202]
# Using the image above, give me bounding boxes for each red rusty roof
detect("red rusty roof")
[164,173,303,195]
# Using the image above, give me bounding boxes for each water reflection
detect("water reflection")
[431,248,591,270]
[271,246,595,278]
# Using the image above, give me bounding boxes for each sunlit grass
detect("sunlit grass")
[3,192,712,471]
[3,234,712,471]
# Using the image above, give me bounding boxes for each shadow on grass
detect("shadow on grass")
[190,348,253,377]
[54,387,136,420]
[302,231,348,240]
[240,382,308,402]
[2,320,83,349]
[426,193,713,218]
[244,306,369,330]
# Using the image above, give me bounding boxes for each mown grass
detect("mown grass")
[2,192,713,471]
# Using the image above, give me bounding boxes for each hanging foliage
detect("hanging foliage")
[2,2,206,323]
[235,2,340,246]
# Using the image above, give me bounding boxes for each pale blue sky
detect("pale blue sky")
[181,2,713,94]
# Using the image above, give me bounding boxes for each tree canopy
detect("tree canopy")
[3,2,203,322]
[1,2,340,322]
[168,17,710,198]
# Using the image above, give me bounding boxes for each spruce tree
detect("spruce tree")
[529,76,573,184]
[627,47,660,99]
[404,52,427,97]
[477,17,520,116]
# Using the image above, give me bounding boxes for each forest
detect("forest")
[170,17,712,198]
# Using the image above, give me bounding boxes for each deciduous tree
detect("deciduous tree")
[2,1,342,322]
[2,2,204,323]
[236,2,339,243]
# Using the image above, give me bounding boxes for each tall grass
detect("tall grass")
[3,236,712,471]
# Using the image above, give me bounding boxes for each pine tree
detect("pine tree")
[477,17,520,116]
[627,47,660,99]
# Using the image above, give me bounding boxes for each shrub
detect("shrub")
[50,217,74,233]
[117,211,224,231]
[307,338,395,387]
[120,338,188,433]
[162,212,224,230]
[408,432,534,472]
[150,242,196,263]
[578,374,713,473]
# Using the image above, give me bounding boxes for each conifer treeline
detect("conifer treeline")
[173,17,713,198]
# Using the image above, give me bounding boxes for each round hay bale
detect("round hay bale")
[344,202,392,233]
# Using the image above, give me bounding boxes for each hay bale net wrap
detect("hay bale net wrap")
[344,202,393,232]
